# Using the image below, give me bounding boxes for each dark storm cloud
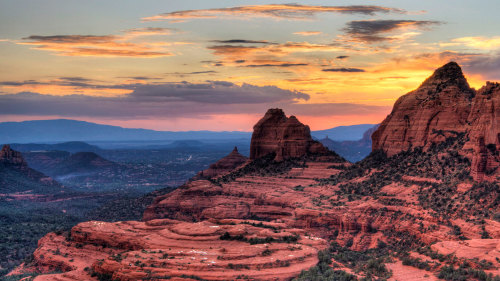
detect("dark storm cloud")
[336,56,349,59]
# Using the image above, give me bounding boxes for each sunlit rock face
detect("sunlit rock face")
[372,62,499,181]
[465,82,500,181]
[250,108,329,161]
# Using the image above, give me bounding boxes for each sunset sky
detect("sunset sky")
[1,0,500,131]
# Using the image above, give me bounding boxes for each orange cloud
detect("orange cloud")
[443,36,500,50]
[207,41,344,62]
[0,77,133,97]
[123,27,175,37]
[143,4,405,22]
[19,35,173,58]
[293,31,322,36]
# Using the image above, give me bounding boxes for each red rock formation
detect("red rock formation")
[11,65,500,280]
[372,62,499,181]
[0,144,27,166]
[372,62,473,156]
[195,147,248,179]
[465,82,500,181]
[250,108,329,161]
[21,219,325,281]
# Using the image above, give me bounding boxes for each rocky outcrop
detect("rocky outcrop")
[0,145,61,196]
[195,147,248,179]
[372,62,499,181]
[465,82,500,181]
[372,62,473,156]
[0,144,27,166]
[22,219,325,281]
[250,108,329,161]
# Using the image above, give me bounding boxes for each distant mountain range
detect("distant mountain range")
[10,141,101,153]
[319,125,378,162]
[311,124,377,141]
[0,119,376,144]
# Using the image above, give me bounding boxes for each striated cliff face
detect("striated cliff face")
[250,108,328,161]
[372,62,499,181]
[194,147,248,179]
[465,82,500,181]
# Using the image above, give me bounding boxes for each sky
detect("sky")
[1,0,500,131]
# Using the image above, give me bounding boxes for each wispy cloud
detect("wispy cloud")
[293,31,322,36]
[207,45,258,58]
[211,39,272,44]
[19,34,173,58]
[245,63,308,68]
[207,41,342,60]
[322,67,365,72]
[342,20,441,43]
[123,27,175,37]
[165,70,219,77]
[143,4,406,22]
[442,36,500,50]
[0,77,131,97]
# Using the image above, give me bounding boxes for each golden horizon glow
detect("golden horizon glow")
[1,1,499,131]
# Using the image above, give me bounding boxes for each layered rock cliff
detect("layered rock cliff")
[250,108,329,161]
[372,62,499,181]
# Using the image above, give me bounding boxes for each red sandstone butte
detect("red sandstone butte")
[0,144,28,166]
[372,62,499,181]
[250,108,329,161]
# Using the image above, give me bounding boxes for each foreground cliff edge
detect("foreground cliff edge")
[10,62,500,280]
